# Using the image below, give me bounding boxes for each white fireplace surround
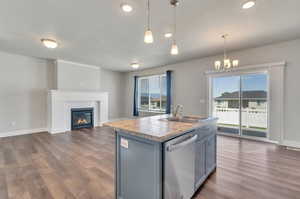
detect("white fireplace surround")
[48,90,108,134]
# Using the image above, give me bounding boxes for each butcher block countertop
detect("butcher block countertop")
[103,114,218,142]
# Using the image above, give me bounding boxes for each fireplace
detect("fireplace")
[71,108,94,130]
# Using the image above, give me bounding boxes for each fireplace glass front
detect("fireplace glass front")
[71,108,94,130]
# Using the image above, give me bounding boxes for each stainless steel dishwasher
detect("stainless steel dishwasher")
[164,131,198,199]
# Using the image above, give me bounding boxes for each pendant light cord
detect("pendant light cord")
[147,0,150,30]
[223,35,227,60]
[173,5,177,43]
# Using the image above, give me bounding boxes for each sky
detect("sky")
[213,74,267,97]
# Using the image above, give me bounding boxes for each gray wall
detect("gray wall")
[56,60,101,91]
[0,51,55,133]
[123,38,300,144]
[100,68,125,119]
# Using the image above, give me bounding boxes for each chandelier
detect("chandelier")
[214,34,239,70]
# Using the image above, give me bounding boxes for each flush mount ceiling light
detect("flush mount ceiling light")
[164,32,173,38]
[144,0,154,43]
[242,0,256,9]
[41,38,58,49]
[121,3,133,12]
[214,34,239,71]
[131,62,140,69]
[170,0,179,55]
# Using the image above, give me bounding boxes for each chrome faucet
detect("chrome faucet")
[172,104,183,118]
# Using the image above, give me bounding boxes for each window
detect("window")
[138,74,167,112]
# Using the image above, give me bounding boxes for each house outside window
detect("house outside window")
[215,90,267,109]
[138,74,166,113]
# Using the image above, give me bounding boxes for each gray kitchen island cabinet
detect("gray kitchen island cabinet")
[104,115,217,199]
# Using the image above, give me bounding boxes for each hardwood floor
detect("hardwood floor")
[0,127,299,199]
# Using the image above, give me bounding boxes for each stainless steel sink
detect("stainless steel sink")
[166,116,209,123]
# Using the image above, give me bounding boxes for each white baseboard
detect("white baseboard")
[0,128,48,138]
[49,129,66,134]
[281,140,300,149]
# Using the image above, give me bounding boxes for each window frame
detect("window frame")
[137,74,166,113]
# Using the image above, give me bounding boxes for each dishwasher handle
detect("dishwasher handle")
[167,134,198,152]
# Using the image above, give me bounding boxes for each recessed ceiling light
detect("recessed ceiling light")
[242,1,256,9]
[164,33,173,38]
[131,62,139,69]
[121,3,133,12]
[41,38,58,49]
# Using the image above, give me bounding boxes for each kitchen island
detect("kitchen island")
[104,115,218,199]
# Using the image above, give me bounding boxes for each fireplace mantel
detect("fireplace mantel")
[47,90,108,134]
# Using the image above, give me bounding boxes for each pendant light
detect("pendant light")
[214,34,239,70]
[144,0,154,43]
[170,0,179,55]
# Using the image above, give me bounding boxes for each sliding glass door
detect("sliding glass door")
[241,74,268,138]
[211,72,268,139]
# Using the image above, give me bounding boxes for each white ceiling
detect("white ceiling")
[0,0,300,71]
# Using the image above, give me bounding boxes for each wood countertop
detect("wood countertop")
[103,115,217,142]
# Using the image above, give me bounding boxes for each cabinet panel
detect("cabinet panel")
[205,135,216,174]
[195,139,206,189]
[117,134,162,199]
[196,126,212,140]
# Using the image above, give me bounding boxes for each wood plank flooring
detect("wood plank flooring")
[0,127,299,199]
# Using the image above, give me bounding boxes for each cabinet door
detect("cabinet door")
[205,135,216,174]
[195,139,206,189]
[117,135,162,199]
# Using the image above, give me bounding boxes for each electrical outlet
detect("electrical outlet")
[10,121,16,126]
